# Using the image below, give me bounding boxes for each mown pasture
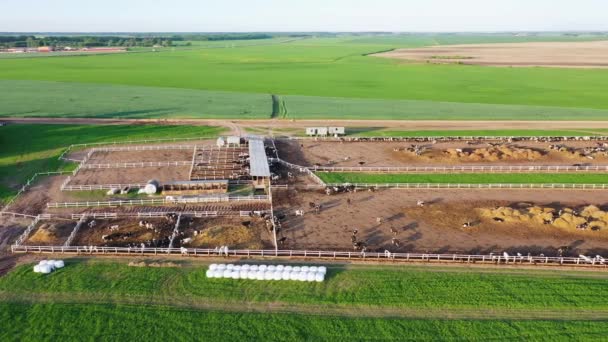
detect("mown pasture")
[0,124,223,204]
[1,260,607,310]
[317,173,608,185]
[1,35,608,120]
[1,303,606,341]
[1,259,608,340]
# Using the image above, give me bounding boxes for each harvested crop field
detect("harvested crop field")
[273,188,608,255]
[375,41,608,68]
[278,139,608,167]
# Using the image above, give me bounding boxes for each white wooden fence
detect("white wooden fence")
[313,165,608,173]
[1,171,73,213]
[48,195,270,208]
[270,158,326,186]
[81,161,192,169]
[10,245,607,268]
[324,183,608,190]
[61,183,149,191]
[69,210,270,220]
[63,216,86,247]
[13,215,41,246]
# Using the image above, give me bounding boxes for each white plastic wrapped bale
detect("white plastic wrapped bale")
[298,272,308,282]
[309,266,318,273]
[216,264,226,271]
[223,270,233,278]
[301,266,309,272]
[247,271,257,280]
[226,264,235,270]
[259,265,267,272]
[250,265,259,271]
[53,260,65,269]
[306,272,317,282]
[206,269,215,278]
[292,266,301,272]
[315,272,325,282]
[38,264,53,274]
[233,265,241,271]
[281,271,291,280]
[33,264,41,273]
[241,265,250,271]
[289,272,300,281]
[240,270,249,279]
[276,265,285,272]
[318,266,327,275]
[231,271,241,279]
[267,265,276,272]
[255,271,265,280]
[38,260,48,266]
[209,264,218,271]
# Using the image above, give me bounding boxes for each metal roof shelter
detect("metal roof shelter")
[248,136,271,177]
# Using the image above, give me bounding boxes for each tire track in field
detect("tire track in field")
[1,291,607,321]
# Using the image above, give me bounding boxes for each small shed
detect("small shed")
[306,127,329,136]
[227,136,241,146]
[216,137,226,147]
[328,127,345,136]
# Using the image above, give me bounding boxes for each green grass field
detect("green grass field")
[317,173,608,184]
[2,303,606,341]
[1,259,608,340]
[0,124,223,204]
[2,34,608,120]
[348,129,608,137]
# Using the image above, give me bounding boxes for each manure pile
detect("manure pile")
[479,205,608,231]
[444,145,543,162]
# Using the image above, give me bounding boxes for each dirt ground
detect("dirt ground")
[375,41,608,68]
[277,139,608,167]
[178,217,272,249]
[87,149,194,164]
[6,175,67,216]
[69,166,191,185]
[72,218,175,247]
[0,216,29,253]
[24,220,76,246]
[273,188,608,256]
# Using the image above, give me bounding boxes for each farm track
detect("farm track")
[0,256,18,277]
[0,291,607,321]
[9,117,608,132]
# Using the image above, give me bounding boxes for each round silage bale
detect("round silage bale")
[276,265,285,272]
[209,264,218,271]
[317,266,327,274]
[315,273,325,282]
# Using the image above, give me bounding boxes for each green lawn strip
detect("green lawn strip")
[2,260,608,310]
[0,124,223,204]
[2,302,605,341]
[349,129,608,137]
[317,173,608,185]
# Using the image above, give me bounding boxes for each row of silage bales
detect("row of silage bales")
[206,264,326,282]
[33,260,65,274]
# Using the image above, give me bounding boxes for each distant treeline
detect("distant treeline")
[0,33,276,48]
[0,35,173,48]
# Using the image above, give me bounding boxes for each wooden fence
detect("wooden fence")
[47,195,270,209]
[0,171,72,213]
[324,183,608,190]
[313,165,608,174]
[81,161,192,169]
[10,245,607,268]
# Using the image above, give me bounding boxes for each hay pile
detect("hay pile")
[193,225,263,249]
[28,223,58,243]
[444,146,543,162]
[479,205,607,231]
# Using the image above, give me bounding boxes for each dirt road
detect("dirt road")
[5,117,608,134]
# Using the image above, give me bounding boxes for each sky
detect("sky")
[1,0,607,32]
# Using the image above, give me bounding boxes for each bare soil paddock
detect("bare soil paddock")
[273,188,608,256]
[178,217,272,249]
[72,218,174,247]
[87,149,194,164]
[69,166,191,185]
[24,220,76,246]
[375,41,608,68]
[277,139,608,167]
